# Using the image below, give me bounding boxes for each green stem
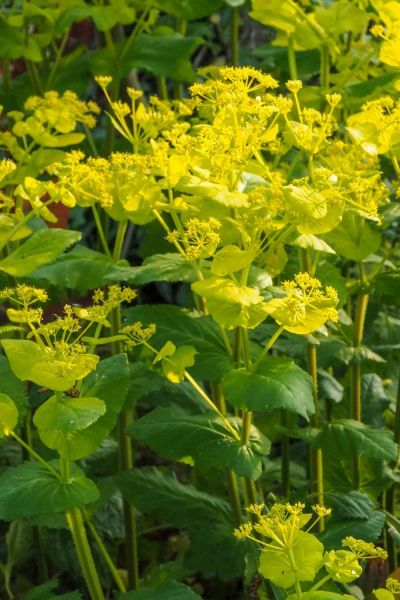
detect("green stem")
[351,284,368,490]
[231,7,240,67]
[84,124,99,157]
[112,222,139,590]
[66,506,105,600]
[23,413,48,582]
[113,220,128,262]
[243,478,258,506]
[9,431,59,477]
[287,36,298,80]
[157,77,168,100]
[92,206,112,258]
[26,61,43,95]
[184,371,241,440]
[210,383,242,526]
[85,514,127,593]
[46,27,71,89]
[281,410,291,498]
[226,469,242,527]
[175,19,187,99]
[391,154,400,179]
[254,325,284,369]
[301,249,324,524]
[320,44,330,93]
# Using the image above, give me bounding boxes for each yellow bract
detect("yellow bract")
[264,272,339,334]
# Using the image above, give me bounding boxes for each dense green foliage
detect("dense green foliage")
[2,1,400,599]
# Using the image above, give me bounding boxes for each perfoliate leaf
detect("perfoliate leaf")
[0,393,18,437]
[259,531,323,588]
[39,355,130,461]
[211,245,254,276]
[33,395,106,433]
[0,462,99,520]
[130,407,270,479]
[2,339,99,392]
[192,277,268,330]
[0,229,81,276]
[222,356,314,419]
[161,345,197,383]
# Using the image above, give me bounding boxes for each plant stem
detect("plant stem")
[281,410,290,498]
[157,77,168,100]
[287,36,298,80]
[301,249,324,524]
[112,220,139,590]
[231,7,240,67]
[210,384,242,526]
[320,44,330,98]
[85,514,127,593]
[92,206,112,258]
[9,431,59,477]
[175,19,187,99]
[23,414,48,582]
[66,506,105,600]
[352,279,368,490]
[46,27,71,89]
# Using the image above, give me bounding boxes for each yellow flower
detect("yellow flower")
[265,272,338,335]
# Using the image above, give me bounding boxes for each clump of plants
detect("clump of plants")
[2,1,400,599]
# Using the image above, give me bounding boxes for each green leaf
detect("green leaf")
[211,245,255,276]
[0,393,18,437]
[0,229,81,276]
[223,356,314,419]
[130,407,270,479]
[116,467,231,528]
[191,277,268,330]
[0,355,27,417]
[161,345,197,383]
[125,305,233,380]
[106,253,196,285]
[324,213,381,261]
[154,0,224,20]
[115,467,246,578]
[259,531,323,588]
[28,245,132,293]
[373,591,395,600]
[1,339,98,392]
[33,395,106,433]
[312,420,397,461]
[0,462,99,520]
[90,34,202,82]
[21,577,82,600]
[119,581,202,600]
[39,355,130,461]
[324,491,375,520]
[319,511,385,549]
[318,369,344,404]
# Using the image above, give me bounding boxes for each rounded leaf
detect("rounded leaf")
[0,393,18,437]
